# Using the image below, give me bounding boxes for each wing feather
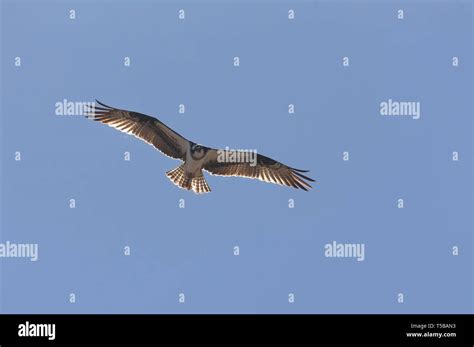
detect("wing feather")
[203,149,315,190]
[85,101,188,160]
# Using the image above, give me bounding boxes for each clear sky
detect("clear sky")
[0,0,472,313]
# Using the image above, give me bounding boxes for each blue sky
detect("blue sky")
[0,0,472,313]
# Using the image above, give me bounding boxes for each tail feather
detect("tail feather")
[166,164,192,190]
[166,165,211,194]
[192,175,211,194]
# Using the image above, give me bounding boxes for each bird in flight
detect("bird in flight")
[85,101,315,194]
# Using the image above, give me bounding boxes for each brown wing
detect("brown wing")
[202,149,315,191]
[85,100,188,160]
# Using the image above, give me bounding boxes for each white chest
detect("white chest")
[185,148,207,175]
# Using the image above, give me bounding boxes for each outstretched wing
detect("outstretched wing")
[85,100,188,160]
[202,149,315,191]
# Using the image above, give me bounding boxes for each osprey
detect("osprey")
[85,101,315,194]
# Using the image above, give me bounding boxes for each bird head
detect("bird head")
[191,143,207,160]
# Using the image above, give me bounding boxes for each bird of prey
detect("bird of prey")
[85,101,315,194]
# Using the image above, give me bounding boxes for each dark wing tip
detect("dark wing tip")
[84,100,116,119]
[290,167,310,173]
[286,167,316,191]
[292,169,316,182]
[95,99,115,109]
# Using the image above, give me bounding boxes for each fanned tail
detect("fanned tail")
[166,165,211,194]
[166,164,192,190]
[191,175,211,194]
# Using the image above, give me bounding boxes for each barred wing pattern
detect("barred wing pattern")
[85,100,188,160]
[203,150,315,191]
